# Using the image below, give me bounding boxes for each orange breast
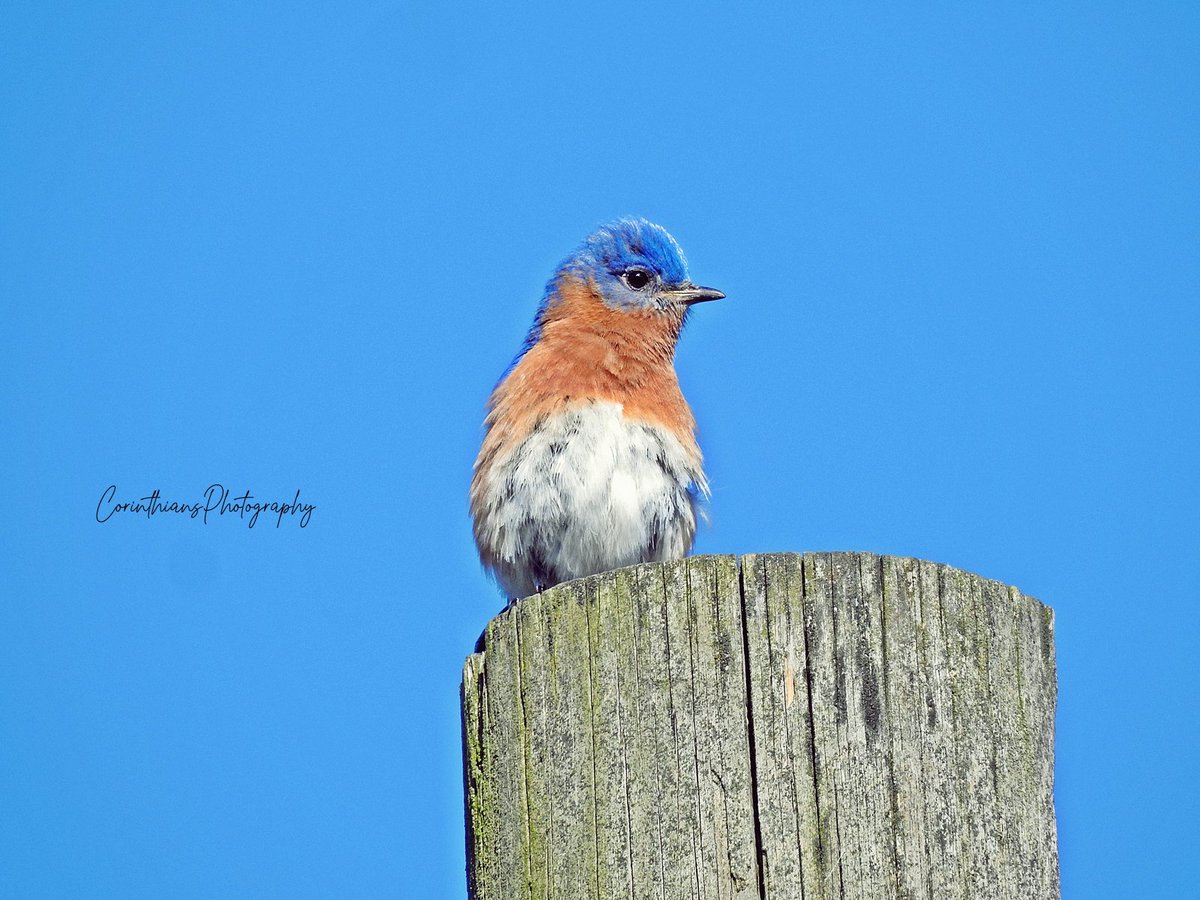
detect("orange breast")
[473,276,701,480]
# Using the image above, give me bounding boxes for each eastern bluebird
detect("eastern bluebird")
[470,218,724,600]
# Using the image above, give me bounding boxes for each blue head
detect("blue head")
[501,219,723,382]
[555,217,724,313]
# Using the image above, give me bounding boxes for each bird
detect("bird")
[470,218,724,601]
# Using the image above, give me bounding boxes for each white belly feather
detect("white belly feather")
[476,400,705,599]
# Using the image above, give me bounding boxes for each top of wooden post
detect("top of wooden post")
[463,552,1059,900]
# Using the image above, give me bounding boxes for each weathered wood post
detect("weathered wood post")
[462,552,1058,899]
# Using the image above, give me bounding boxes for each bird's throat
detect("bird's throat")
[491,276,696,439]
[539,276,685,372]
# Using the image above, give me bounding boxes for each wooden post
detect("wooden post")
[462,552,1059,899]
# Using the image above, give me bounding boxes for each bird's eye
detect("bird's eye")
[622,268,652,290]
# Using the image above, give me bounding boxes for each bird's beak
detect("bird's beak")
[666,283,725,305]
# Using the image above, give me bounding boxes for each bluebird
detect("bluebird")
[470,218,724,600]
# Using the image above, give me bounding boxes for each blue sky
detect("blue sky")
[2,2,1196,897]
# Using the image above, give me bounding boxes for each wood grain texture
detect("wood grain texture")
[462,553,1058,899]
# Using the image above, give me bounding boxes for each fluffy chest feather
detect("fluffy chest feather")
[472,401,704,598]
[470,276,707,597]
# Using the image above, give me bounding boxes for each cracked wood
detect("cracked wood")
[462,552,1059,899]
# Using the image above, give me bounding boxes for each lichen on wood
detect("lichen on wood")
[462,552,1059,899]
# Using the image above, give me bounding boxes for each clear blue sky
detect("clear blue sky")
[2,2,1196,897]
